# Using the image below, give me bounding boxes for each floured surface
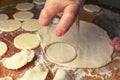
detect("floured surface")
[44,21,113,68]
[16,3,34,11]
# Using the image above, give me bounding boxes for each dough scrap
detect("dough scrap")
[83,4,101,13]
[13,11,34,21]
[0,20,21,32]
[2,49,35,69]
[0,76,13,80]
[53,69,72,80]
[14,33,40,49]
[18,64,49,80]
[43,21,113,68]
[46,42,77,63]
[22,19,41,31]
[16,3,34,11]
[0,41,7,57]
[0,14,9,21]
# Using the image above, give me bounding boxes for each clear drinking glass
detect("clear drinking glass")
[44,14,80,63]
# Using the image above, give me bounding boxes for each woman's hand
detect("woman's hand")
[39,0,83,36]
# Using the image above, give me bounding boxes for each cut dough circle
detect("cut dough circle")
[13,11,34,21]
[14,33,40,49]
[83,4,101,13]
[18,64,49,80]
[22,19,41,31]
[2,49,35,69]
[0,41,7,57]
[16,3,34,11]
[46,42,77,63]
[0,20,21,32]
[0,76,13,80]
[0,14,9,21]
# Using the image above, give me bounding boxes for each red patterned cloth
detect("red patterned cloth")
[110,37,120,51]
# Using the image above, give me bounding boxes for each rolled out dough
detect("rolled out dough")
[0,20,21,32]
[46,42,77,63]
[0,41,8,57]
[16,3,34,11]
[22,19,41,31]
[43,21,113,68]
[2,49,35,69]
[13,11,34,21]
[18,64,49,80]
[0,76,13,80]
[83,4,101,13]
[14,33,40,49]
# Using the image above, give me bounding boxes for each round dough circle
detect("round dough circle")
[14,33,40,49]
[0,76,13,80]
[46,42,77,63]
[13,11,34,21]
[83,4,101,13]
[42,20,113,68]
[22,19,41,31]
[0,14,9,21]
[0,41,7,57]
[0,20,21,32]
[16,3,34,11]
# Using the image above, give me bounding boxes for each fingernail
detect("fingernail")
[56,30,63,37]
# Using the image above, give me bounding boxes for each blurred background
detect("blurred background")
[0,0,120,9]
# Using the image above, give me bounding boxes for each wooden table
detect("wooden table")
[0,1,120,80]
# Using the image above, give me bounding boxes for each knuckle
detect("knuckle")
[67,11,76,18]
[40,9,51,18]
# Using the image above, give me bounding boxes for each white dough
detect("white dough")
[33,0,45,5]
[83,4,101,13]
[14,33,40,49]
[46,42,77,63]
[16,3,34,11]
[22,19,41,31]
[0,20,21,32]
[0,76,13,80]
[2,49,35,69]
[13,11,34,21]
[37,27,49,49]
[53,69,72,80]
[0,41,7,57]
[42,21,113,68]
[0,14,9,21]
[18,64,49,80]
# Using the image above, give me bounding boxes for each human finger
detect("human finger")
[55,5,79,36]
[39,1,63,26]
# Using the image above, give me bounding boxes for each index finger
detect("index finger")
[55,5,79,36]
